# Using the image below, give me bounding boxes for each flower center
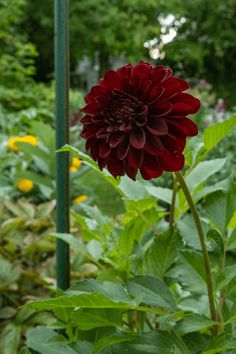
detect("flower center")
[103,90,148,128]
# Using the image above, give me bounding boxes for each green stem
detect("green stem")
[169,173,177,228]
[175,172,217,324]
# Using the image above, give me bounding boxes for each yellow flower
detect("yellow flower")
[72,157,81,169]
[16,179,33,193]
[73,195,88,204]
[7,137,22,152]
[21,135,38,146]
[69,166,78,173]
[7,135,38,152]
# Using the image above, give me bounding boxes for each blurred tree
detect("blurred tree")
[0,0,37,87]
[70,0,163,76]
[13,0,236,103]
[164,0,236,102]
[22,0,167,80]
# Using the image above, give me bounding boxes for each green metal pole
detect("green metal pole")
[55,0,70,289]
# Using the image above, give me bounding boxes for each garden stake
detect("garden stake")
[55,0,70,289]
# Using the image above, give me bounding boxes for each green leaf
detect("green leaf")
[204,114,236,151]
[26,292,160,315]
[87,240,102,260]
[185,158,227,192]
[175,314,217,335]
[49,233,88,257]
[145,186,172,204]
[117,176,148,200]
[204,179,236,234]
[216,265,236,291]
[16,142,50,174]
[49,233,101,269]
[228,210,236,230]
[31,121,55,151]
[0,306,16,319]
[114,331,191,354]
[0,255,21,285]
[0,217,24,236]
[26,327,78,354]
[169,250,207,294]
[57,145,119,187]
[127,275,177,311]
[207,229,224,254]
[144,229,179,278]
[203,334,236,354]
[119,198,159,258]
[93,334,137,354]
[70,308,122,330]
[4,200,29,217]
[70,210,101,242]
[0,324,21,354]
[68,279,133,303]
[176,214,210,250]
[193,179,228,204]
[19,347,32,354]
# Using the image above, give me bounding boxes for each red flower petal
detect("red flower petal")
[172,77,189,91]
[151,67,172,85]
[161,134,186,154]
[99,140,110,158]
[159,151,185,171]
[127,147,143,169]
[166,117,198,137]
[130,128,146,149]
[125,163,138,180]
[117,139,130,160]
[81,102,104,115]
[109,132,126,148]
[149,101,173,117]
[107,154,125,177]
[147,87,165,104]
[88,139,99,161]
[147,117,168,136]
[102,70,123,90]
[140,154,163,180]
[133,62,152,79]
[170,93,201,114]
[98,157,107,170]
[145,133,164,155]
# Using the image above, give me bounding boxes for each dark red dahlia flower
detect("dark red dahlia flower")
[80,62,200,180]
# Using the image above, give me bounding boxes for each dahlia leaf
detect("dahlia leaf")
[204,114,236,151]
[216,264,236,291]
[114,330,191,354]
[175,314,217,335]
[93,334,137,354]
[68,278,132,303]
[204,179,236,234]
[176,214,211,251]
[145,186,172,204]
[144,228,179,278]
[203,334,236,354]
[26,327,78,354]
[206,229,224,255]
[70,308,122,330]
[118,176,147,200]
[168,250,207,294]
[26,293,161,315]
[127,275,177,311]
[185,158,227,192]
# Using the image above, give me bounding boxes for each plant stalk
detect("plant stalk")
[175,172,217,324]
[169,173,177,228]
